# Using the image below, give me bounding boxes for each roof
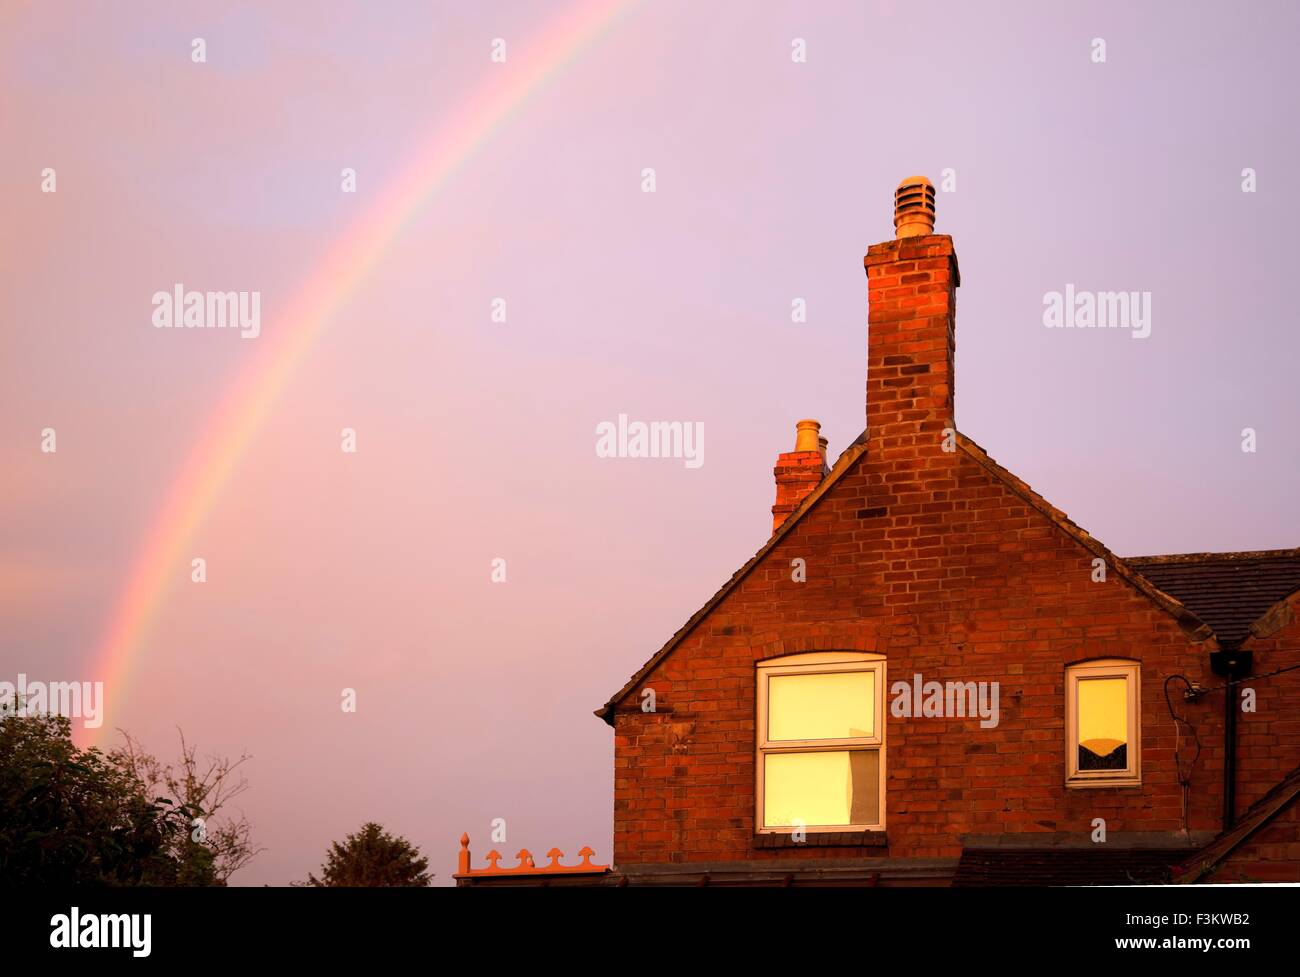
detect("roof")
[595,429,1217,724]
[1175,763,1300,883]
[953,848,1185,886]
[1126,551,1300,646]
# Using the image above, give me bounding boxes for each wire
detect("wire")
[1164,654,1298,841]
[1164,674,1202,842]
[1182,659,1300,700]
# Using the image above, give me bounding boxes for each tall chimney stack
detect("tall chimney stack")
[863,176,959,455]
[771,419,827,532]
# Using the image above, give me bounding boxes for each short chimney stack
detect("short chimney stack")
[772,420,828,532]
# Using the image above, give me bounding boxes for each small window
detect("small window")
[1066,660,1140,786]
[756,653,885,832]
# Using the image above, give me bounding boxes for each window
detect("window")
[1066,660,1140,786]
[756,653,885,832]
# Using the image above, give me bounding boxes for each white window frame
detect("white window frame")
[1065,659,1141,787]
[756,652,886,833]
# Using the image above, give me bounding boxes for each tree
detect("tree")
[305,822,431,887]
[0,695,260,886]
[0,705,183,885]
[113,729,262,885]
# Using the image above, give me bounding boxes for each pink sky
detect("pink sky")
[2,0,1297,885]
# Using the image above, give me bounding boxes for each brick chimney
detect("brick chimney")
[772,419,828,531]
[863,176,959,454]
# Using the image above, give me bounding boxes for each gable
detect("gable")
[596,429,1215,724]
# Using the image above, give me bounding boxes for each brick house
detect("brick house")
[456,177,1300,887]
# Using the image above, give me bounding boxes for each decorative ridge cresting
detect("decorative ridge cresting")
[454,833,610,878]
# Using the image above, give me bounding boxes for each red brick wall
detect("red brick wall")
[611,446,1235,864]
[604,230,1299,868]
[1237,594,1300,811]
[864,234,957,448]
[608,232,1299,870]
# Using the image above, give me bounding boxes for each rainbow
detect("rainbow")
[86,0,635,745]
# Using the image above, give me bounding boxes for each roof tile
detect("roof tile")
[1126,551,1300,645]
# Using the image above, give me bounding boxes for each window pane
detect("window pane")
[1077,676,1129,771]
[763,750,879,827]
[768,670,873,741]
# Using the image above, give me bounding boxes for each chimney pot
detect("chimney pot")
[894,175,936,238]
[794,418,821,453]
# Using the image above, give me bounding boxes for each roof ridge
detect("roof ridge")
[1126,548,1300,565]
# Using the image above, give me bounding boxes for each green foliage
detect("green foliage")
[0,698,259,886]
[305,822,431,887]
[0,708,189,885]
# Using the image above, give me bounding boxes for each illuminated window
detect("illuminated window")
[1066,660,1140,786]
[756,653,885,832]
